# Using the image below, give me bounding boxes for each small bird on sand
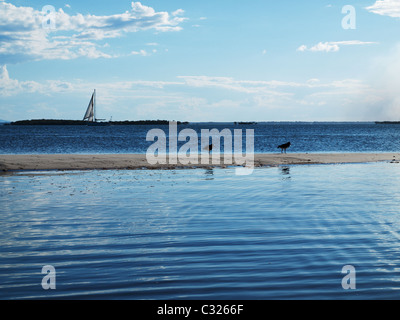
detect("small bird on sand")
[204,144,213,154]
[278,142,291,153]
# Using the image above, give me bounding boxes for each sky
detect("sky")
[1,0,400,122]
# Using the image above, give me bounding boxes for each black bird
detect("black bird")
[204,144,213,154]
[278,142,291,153]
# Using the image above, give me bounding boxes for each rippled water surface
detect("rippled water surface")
[1,122,400,154]
[1,163,400,299]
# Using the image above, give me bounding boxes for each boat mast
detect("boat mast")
[93,89,96,122]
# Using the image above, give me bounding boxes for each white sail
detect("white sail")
[83,91,95,122]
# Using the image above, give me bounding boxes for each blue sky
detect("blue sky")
[1,0,400,122]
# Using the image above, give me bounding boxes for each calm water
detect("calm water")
[1,122,400,154]
[1,163,400,300]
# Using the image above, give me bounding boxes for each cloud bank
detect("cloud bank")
[0,1,187,63]
[1,64,378,121]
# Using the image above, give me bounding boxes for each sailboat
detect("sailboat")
[83,89,108,126]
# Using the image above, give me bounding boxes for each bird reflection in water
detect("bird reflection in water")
[280,166,291,180]
[205,168,214,180]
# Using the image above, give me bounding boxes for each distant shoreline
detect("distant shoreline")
[6,119,189,126]
[4,120,400,126]
[1,153,399,172]
[375,121,400,124]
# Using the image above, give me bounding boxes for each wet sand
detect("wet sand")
[1,153,399,172]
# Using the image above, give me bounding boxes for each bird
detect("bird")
[278,142,291,153]
[204,144,213,154]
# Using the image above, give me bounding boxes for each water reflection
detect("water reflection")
[280,166,291,180]
[204,168,214,180]
[3,164,400,299]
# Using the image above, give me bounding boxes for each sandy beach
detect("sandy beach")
[1,153,399,172]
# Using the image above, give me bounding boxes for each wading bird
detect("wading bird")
[278,142,291,153]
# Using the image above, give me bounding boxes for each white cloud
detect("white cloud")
[366,0,400,18]
[307,78,320,85]
[178,76,273,94]
[310,42,340,52]
[0,64,185,97]
[0,65,19,96]
[130,48,157,56]
[131,49,149,56]
[0,1,187,63]
[177,76,368,93]
[172,9,185,16]
[1,65,369,98]
[296,45,308,52]
[297,40,378,52]
[0,64,74,96]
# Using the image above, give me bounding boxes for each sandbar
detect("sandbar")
[0,153,399,172]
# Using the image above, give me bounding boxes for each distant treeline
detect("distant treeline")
[8,119,189,126]
[234,121,258,125]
